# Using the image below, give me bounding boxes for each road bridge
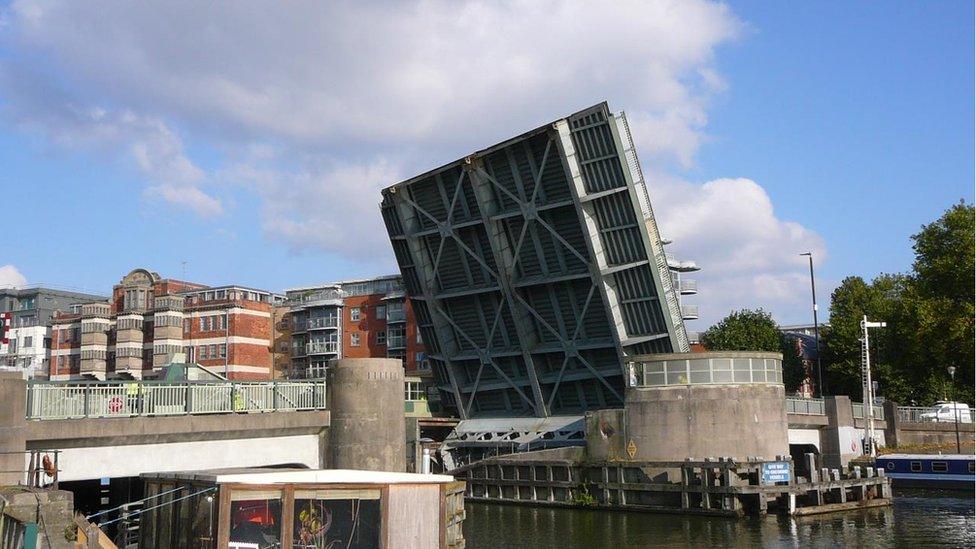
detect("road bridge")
[1,373,330,484]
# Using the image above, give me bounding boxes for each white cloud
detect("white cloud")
[646,173,829,325]
[0,265,27,288]
[0,1,831,325]
[225,158,400,263]
[145,184,223,217]
[0,0,741,249]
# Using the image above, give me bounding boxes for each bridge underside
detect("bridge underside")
[382,102,689,419]
[24,411,330,482]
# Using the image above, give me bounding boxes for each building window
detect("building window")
[8,339,16,353]
[932,461,948,473]
[350,307,361,322]
[209,344,218,359]
[376,305,386,320]
[200,317,208,331]
[23,336,32,349]
[405,381,424,401]
[376,331,386,345]
[416,330,423,344]
[184,318,190,334]
[350,333,360,347]
[219,344,227,358]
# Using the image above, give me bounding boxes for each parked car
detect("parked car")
[919,402,973,423]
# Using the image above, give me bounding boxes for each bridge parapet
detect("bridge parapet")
[26,380,327,420]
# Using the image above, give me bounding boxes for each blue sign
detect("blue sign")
[761,461,791,484]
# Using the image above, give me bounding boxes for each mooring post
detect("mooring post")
[805,453,817,483]
[681,459,690,509]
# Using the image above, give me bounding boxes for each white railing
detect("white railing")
[851,402,885,421]
[786,397,826,415]
[897,405,975,424]
[680,305,699,319]
[26,381,327,420]
[306,341,338,354]
[307,317,339,330]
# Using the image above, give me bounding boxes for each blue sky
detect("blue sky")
[0,1,971,328]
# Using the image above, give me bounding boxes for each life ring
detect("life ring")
[41,454,56,478]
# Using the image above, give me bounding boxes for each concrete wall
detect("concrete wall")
[328,358,406,472]
[625,384,789,462]
[0,373,27,486]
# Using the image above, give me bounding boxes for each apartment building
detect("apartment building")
[49,268,282,381]
[0,287,107,379]
[283,275,426,379]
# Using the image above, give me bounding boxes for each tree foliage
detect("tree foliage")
[701,308,806,392]
[822,201,974,406]
[701,309,781,351]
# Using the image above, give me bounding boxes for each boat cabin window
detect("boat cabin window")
[931,461,948,473]
[969,462,974,474]
[910,461,922,472]
[885,461,895,470]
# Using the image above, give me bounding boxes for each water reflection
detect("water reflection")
[465,489,974,548]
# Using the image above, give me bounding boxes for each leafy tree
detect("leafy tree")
[821,201,974,406]
[701,308,806,392]
[701,309,781,351]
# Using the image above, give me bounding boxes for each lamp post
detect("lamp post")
[799,252,824,397]
[948,365,961,454]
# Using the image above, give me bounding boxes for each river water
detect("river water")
[464,489,974,548]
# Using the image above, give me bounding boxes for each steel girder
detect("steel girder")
[381,102,689,418]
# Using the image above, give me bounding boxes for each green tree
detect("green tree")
[701,308,781,351]
[701,308,805,392]
[821,201,974,405]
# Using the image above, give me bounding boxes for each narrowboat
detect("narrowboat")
[875,454,975,489]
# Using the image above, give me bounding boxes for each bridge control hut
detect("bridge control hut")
[140,468,465,549]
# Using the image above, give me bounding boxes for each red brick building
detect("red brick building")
[49,268,281,381]
[284,275,427,379]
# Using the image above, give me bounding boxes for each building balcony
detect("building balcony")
[307,317,339,330]
[306,341,338,355]
[386,310,406,323]
[387,336,406,350]
[289,289,344,309]
[678,279,698,295]
[666,253,701,273]
[681,305,699,320]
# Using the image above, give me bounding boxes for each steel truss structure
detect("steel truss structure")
[381,102,689,418]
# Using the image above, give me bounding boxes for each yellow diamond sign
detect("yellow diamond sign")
[626,439,637,459]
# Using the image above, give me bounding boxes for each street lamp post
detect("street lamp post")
[948,365,961,454]
[799,252,824,397]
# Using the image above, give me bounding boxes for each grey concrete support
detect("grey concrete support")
[328,358,406,472]
[0,372,27,486]
[883,400,901,447]
[625,384,788,462]
[822,395,856,469]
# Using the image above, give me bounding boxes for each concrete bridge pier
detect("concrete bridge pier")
[0,372,28,486]
[328,358,406,472]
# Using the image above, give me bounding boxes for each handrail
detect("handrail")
[26,380,328,420]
